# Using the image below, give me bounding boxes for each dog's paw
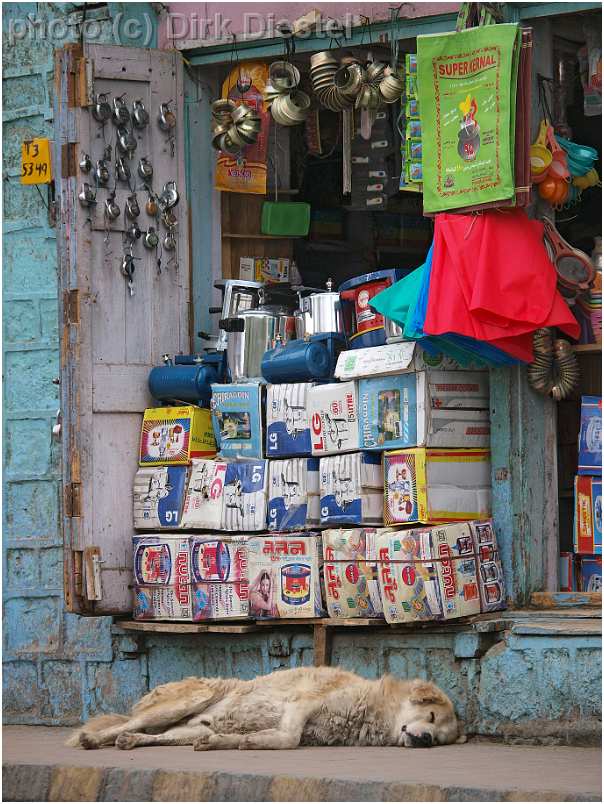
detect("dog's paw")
[193,736,210,751]
[238,735,254,750]
[116,732,139,750]
[79,732,100,750]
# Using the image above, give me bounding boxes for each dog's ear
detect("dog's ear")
[408,680,448,705]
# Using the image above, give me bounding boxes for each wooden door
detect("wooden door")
[54,43,190,614]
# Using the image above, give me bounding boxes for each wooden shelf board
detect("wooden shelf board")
[114,621,260,635]
[221,233,302,240]
[572,343,602,353]
[530,591,602,609]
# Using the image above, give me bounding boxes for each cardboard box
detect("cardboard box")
[559,552,577,592]
[578,396,602,476]
[210,383,264,459]
[358,371,490,451]
[578,555,602,592]
[132,535,193,620]
[221,459,268,531]
[133,466,189,530]
[574,475,602,555]
[309,381,359,455]
[181,459,228,530]
[319,452,383,526]
[376,524,481,624]
[267,458,320,531]
[322,528,387,618]
[240,256,290,283]
[190,536,249,620]
[266,383,314,457]
[139,406,216,466]
[468,519,506,612]
[247,533,324,618]
[335,342,485,380]
[384,448,491,525]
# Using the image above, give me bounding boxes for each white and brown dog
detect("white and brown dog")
[68,666,466,751]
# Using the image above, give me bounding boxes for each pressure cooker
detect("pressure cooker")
[220,307,295,382]
[294,279,343,338]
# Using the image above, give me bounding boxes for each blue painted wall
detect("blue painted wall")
[2,2,601,741]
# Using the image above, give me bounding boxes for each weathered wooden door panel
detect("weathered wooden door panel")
[55,44,189,614]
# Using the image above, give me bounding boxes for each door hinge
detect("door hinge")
[65,481,81,517]
[63,289,80,325]
[61,143,78,178]
[76,57,93,108]
[84,546,103,601]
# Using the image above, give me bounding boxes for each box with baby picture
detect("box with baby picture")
[221,459,268,531]
[139,405,216,466]
[180,459,227,530]
[190,536,249,620]
[267,458,320,531]
[210,383,264,459]
[246,533,324,618]
[133,466,189,529]
[322,528,388,619]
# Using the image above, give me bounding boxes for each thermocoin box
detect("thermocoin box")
[190,536,249,620]
[139,406,216,466]
[132,535,193,620]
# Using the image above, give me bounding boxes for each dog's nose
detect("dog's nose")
[409,732,434,748]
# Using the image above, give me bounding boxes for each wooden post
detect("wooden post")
[313,623,332,666]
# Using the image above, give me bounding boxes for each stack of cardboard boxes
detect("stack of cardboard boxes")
[131,341,506,622]
[561,396,602,592]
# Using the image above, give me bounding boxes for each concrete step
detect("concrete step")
[2,727,602,801]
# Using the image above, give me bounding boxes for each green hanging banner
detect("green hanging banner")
[417,23,520,213]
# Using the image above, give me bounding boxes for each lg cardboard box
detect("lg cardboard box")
[190,536,249,620]
[358,371,490,451]
[132,535,193,620]
[247,533,324,618]
[319,452,383,526]
[266,383,314,457]
[210,383,264,459]
[133,466,189,529]
[322,528,387,618]
[139,406,216,465]
[267,457,320,531]
[221,459,268,531]
[384,448,491,526]
[335,342,485,380]
[181,459,227,530]
[309,381,359,455]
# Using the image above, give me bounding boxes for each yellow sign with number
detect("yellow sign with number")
[21,138,53,184]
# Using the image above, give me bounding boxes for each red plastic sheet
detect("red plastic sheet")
[424,209,580,362]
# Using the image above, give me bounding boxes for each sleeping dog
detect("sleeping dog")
[68,666,466,751]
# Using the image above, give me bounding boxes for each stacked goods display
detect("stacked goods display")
[569,396,602,592]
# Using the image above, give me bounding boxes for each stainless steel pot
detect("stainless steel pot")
[221,309,294,381]
[294,279,342,338]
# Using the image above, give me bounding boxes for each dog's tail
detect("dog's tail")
[65,714,129,747]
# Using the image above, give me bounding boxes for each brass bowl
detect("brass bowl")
[310,51,338,69]
[269,61,300,90]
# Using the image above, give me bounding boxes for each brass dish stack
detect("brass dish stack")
[263,61,311,126]
[211,100,262,153]
[310,51,404,111]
